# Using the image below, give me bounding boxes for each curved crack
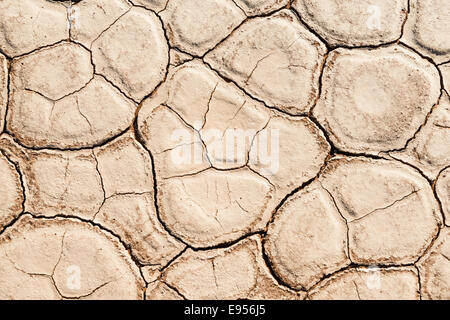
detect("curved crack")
[350,188,422,223]
[0,0,448,301]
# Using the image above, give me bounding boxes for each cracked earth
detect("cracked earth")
[0,0,449,300]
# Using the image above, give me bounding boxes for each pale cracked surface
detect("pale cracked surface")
[417,228,450,299]
[7,42,137,149]
[205,9,327,115]
[0,214,144,299]
[0,0,68,57]
[91,7,168,101]
[131,0,169,12]
[160,0,246,57]
[0,0,449,300]
[157,168,275,248]
[234,0,289,16]
[313,45,441,155]
[68,0,132,48]
[0,53,6,132]
[292,0,408,47]
[0,151,24,231]
[149,235,304,300]
[137,60,329,247]
[402,0,450,64]
[441,63,450,94]
[318,157,442,265]
[388,92,450,180]
[264,181,350,290]
[309,267,420,300]
[436,168,450,225]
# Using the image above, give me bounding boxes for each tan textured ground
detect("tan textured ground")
[0,0,449,300]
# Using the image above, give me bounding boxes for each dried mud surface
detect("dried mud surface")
[0,0,449,300]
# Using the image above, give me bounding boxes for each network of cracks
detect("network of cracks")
[0,0,449,299]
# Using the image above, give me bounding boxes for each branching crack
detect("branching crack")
[163,281,187,300]
[76,96,94,134]
[91,150,106,221]
[201,82,219,130]
[352,280,362,300]
[319,182,352,262]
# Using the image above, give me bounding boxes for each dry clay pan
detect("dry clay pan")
[0,0,449,300]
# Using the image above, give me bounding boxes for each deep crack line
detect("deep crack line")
[414,265,423,300]
[132,117,191,249]
[202,59,309,117]
[350,188,422,223]
[2,58,11,134]
[319,182,352,263]
[3,127,132,152]
[0,148,26,216]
